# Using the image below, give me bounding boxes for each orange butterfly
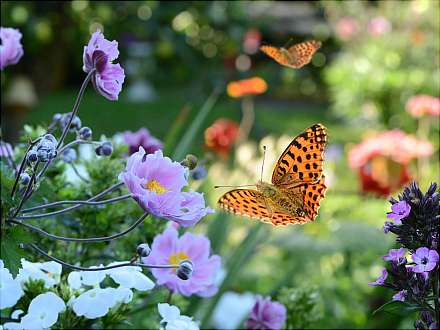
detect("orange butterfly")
[218,124,327,226]
[260,40,321,69]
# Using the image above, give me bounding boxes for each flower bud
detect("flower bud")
[36,135,58,162]
[27,150,38,163]
[191,165,207,180]
[53,113,62,122]
[71,116,82,130]
[137,243,151,258]
[79,127,92,140]
[95,141,113,156]
[43,134,58,145]
[61,148,77,163]
[177,260,193,280]
[20,172,31,185]
[181,154,198,170]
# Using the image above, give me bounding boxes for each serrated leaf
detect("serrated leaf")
[372,300,424,316]
[1,226,34,276]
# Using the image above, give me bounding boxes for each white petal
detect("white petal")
[2,322,25,330]
[28,292,66,315]
[72,288,111,319]
[11,310,24,320]
[131,271,155,291]
[80,266,106,286]
[0,270,24,309]
[158,303,181,322]
[67,272,82,290]
[114,287,133,304]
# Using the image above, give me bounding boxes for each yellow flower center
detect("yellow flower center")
[169,251,190,266]
[145,180,169,195]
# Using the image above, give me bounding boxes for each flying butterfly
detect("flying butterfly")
[217,124,327,226]
[260,40,322,69]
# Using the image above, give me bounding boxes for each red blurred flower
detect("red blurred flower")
[204,118,239,158]
[348,130,433,196]
[243,28,262,54]
[367,16,392,36]
[406,95,440,118]
[335,17,359,41]
[227,77,267,98]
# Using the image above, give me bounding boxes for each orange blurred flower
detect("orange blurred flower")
[348,130,433,196]
[227,77,267,98]
[406,95,440,118]
[204,118,239,158]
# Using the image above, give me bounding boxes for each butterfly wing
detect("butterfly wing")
[302,174,327,221]
[218,189,306,226]
[286,40,321,68]
[272,123,327,186]
[260,45,290,66]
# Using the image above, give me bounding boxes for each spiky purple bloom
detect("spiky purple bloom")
[392,290,406,302]
[123,128,162,155]
[383,221,392,234]
[411,247,439,273]
[245,295,286,330]
[386,200,411,225]
[0,27,23,70]
[143,227,221,297]
[119,148,213,227]
[368,268,388,286]
[383,248,406,263]
[83,30,125,101]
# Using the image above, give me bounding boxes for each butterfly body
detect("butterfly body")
[260,40,321,69]
[218,124,328,226]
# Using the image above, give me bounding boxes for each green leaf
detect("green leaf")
[1,226,34,276]
[372,300,425,316]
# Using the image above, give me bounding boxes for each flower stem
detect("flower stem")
[14,182,124,220]
[237,95,255,144]
[28,243,179,271]
[11,160,40,218]
[8,211,146,242]
[70,163,90,183]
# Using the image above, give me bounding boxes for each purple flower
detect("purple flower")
[123,128,163,155]
[383,248,406,263]
[392,290,406,302]
[119,148,214,227]
[368,268,388,286]
[411,247,439,273]
[0,142,13,157]
[245,295,286,330]
[83,30,125,101]
[143,227,221,297]
[0,27,23,70]
[383,221,392,234]
[386,201,411,224]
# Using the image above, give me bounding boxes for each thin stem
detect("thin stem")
[58,139,100,156]
[28,243,178,271]
[237,96,255,145]
[11,138,41,197]
[11,161,40,218]
[8,212,147,242]
[70,163,90,183]
[15,182,124,220]
[36,69,95,183]
[21,194,131,213]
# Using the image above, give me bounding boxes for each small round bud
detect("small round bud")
[71,116,82,130]
[95,141,113,156]
[20,173,31,185]
[61,148,77,163]
[53,113,62,122]
[36,136,58,162]
[43,134,58,145]
[191,165,207,180]
[137,243,151,258]
[79,127,92,140]
[181,154,198,170]
[177,260,193,280]
[27,150,38,163]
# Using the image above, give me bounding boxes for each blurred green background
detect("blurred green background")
[1,1,439,329]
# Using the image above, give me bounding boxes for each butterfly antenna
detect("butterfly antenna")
[214,184,255,189]
[260,145,267,182]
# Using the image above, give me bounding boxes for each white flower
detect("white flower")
[106,262,155,291]
[11,310,24,320]
[158,303,199,330]
[67,271,82,290]
[0,262,24,309]
[20,292,65,329]
[212,292,256,330]
[78,265,106,286]
[71,287,114,319]
[16,259,62,288]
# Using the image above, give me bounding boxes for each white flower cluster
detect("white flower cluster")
[0,259,155,329]
[158,303,199,330]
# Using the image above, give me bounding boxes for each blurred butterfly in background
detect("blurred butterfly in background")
[260,40,322,69]
[218,124,328,226]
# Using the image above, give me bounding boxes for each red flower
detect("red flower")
[204,119,239,158]
[348,130,433,196]
[406,95,440,118]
